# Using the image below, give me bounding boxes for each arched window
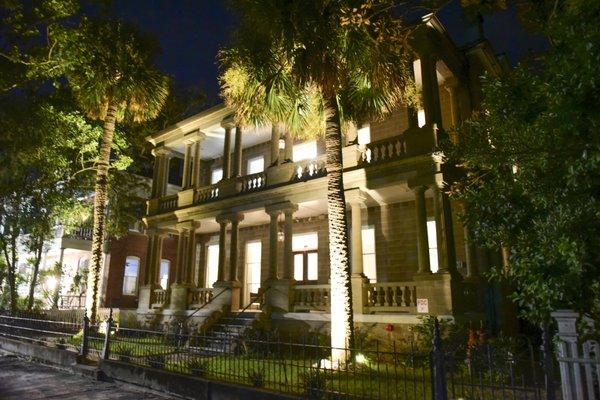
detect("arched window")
[122,256,140,295]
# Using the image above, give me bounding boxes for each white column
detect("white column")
[282,204,297,280]
[414,186,431,274]
[182,141,193,188]
[432,185,456,274]
[216,217,229,282]
[232,126,243,177]
[266,209,281,280]
[221,121,233,179]
[418,54,442,127]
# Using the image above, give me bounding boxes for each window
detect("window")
[211,168,223,184]
[361,227,377,282]
[426,220,439,273]
[247,156,264,174]
[292,141,317,162]
[293,233,318,281]
[205,244,220,287]
[245,241,262,300]
[122,256,140,295]
[357,125,371,145]
[159,259,170,290]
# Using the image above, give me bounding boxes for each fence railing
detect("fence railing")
[188,287,214,309]
[151,288,169,308]
[0,310,562,400]
[158,194,178,212]
[359,134,407,165]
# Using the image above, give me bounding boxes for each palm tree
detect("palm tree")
[53,18,169,323]
[221,0,416,363]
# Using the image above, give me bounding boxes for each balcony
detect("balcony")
[147,128,436,217]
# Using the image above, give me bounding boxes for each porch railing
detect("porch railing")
[188,287,214,309]
[195,184,219,203]
[151,288,169,309]
[359,134,407,165]
[365,282,418,312]
[292,284,330,311]
[293,155,327,181]
[239,171,266,192]
[158,194,178,212]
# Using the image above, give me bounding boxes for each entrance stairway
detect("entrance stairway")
[190,311,258,355]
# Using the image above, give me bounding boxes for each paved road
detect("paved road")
[0,355,181,400]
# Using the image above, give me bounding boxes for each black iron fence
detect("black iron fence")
[0,310,561,400]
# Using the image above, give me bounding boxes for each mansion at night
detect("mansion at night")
[101,15,513,335]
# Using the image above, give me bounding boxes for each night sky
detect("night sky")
[113,0,546,104]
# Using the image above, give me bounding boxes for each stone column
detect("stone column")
[151,147,172,198]
[228,213,244,282]
[266,208,282,280]
[216,217,229,282]
[414,186,431,274]
[264,202,296,312]
[138,229,163,311]
[270,123,281,166]
[407,61,419,129]
[232,125,243,177]
[185,222,200,284]
[182,140,193,188]
[418,54,442,127]
[221,120,233,179]
[213,214,241,312]
[283,132,293,163]
[191,133,205,188]
[282,205,297,280]
[432,185,457,274]
[346,188,368,314]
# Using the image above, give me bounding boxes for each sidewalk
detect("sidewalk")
[0,354,182,400]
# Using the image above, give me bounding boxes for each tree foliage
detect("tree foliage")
[448,0,600,323]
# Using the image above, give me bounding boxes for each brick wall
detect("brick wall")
[103,232,178,309]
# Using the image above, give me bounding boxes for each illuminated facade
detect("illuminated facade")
[136,15,512,333]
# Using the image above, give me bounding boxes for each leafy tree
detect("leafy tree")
[0,93,98,312]
[48,18,169,323]
[221,0,427,362]
[447,0,600,324]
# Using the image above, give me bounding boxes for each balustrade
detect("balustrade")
[158,195,178,212]
[360,135,406,165]
[151,288,169,309]
[366,282,417,312]
[292,284,331,311]
[195,184,219,203]
[240,171,266,193]
[188,287,214,308]
[293,156,327,181]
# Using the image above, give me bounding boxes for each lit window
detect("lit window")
[206,244,219,287]
[293,141,317,162]
[159,259,170,290]
[357,125,371,145]
[122,256,139,295]
[426,220,439,273]
[293,233,318,281]
[417,109,426,128]
[245,241,262,296]
[361,227,377,282]
[211,168,223,184]
[247,156,264,174]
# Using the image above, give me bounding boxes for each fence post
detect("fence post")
[101,308,113,360]
[80,311,89,359]
[177,321,184,348]
[431,318,448,400]
[541,322,557,400]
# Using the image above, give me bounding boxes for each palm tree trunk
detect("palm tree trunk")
[26,237,44,310]
[8,232,18,315]
[324,97,354,364]
[85,102,118,324]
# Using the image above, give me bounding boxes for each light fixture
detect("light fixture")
[355,353,367,364]
[46,276,58,291]
[278,139,286,150]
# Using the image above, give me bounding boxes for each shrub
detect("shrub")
[246,367,265,387]
[186,358,210,377]
[114,344,133,363]
[147,354,166,369]
[301,369,328,399]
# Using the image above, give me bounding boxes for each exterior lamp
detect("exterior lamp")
[355,353,367,364]
[46,276,58,291]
